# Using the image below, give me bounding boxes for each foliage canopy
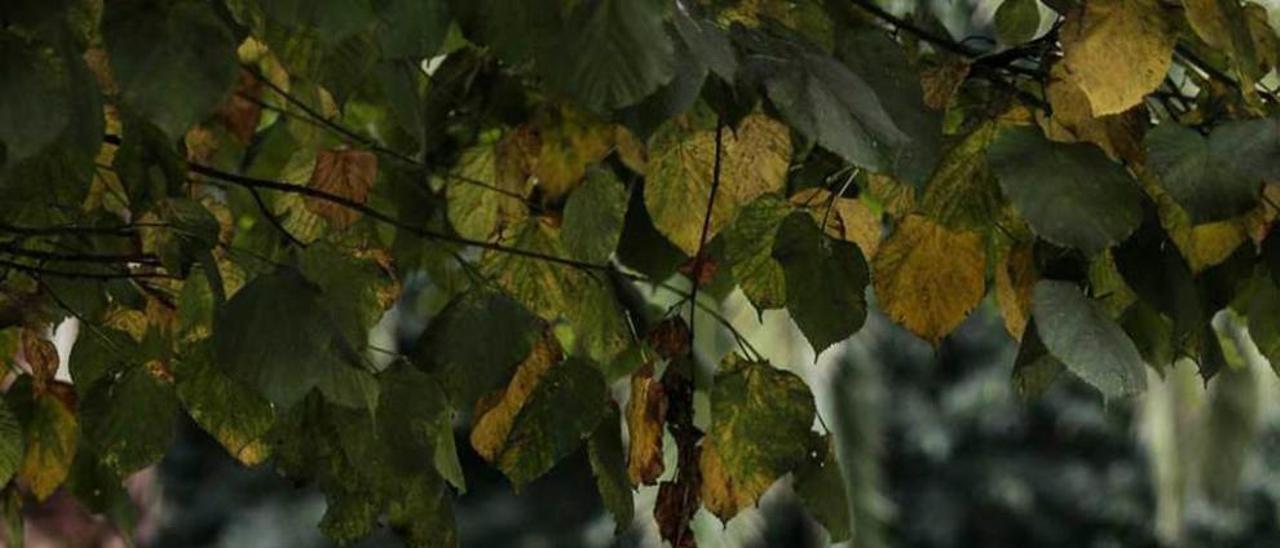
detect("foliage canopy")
[3,0,1280,544]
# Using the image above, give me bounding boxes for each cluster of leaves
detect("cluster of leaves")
[3,0,1280,545]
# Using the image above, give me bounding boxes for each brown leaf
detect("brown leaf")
[306,149,378,229]
[646,318,691,360]
[677,255,719,287]
[698,439,755,520]
[218,70,263,144]
[1041,63,1147,163]
[20,329,58,391]
[920,58,971,110]
[995,243,1037,340]
[626,363,666,486]
[1059,0,1174,116]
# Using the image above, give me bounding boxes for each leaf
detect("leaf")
[306,148,378,229]
[1144,123,1260,223]
[995,0,1042,44]
[671,9,737,82]
[988,126,1143,255]
[19,394,78,501]
[481,218,577,319]
[173,343,274,465]
[587,404,633,534]
[1031,280,1147,399]
[0,401,23,486]
[626,364,666,486]
[918,123,1003,231]
[873,215,987,345]
[538,0,675,111]
[735,27,907,171]
[471,350,608,489]
[995,243,1038,340]
[645,112,792,254]
[1011,320,1065,400]
[773,213,869,355]
[213,268,370,409]
[1058,0,1174,115]
[562,168,629,263]
[1041,63,1146,162]
[377,363,465,492]
[0,32,72,169]
[795,437,851,542]
[413,290,541,408]
[1209,117,1280,185]
[723,195,792,311]
[791,188,883,258]
[470,335,562,464]
[699,356,816,521]
[373,0,451,59]
[104,0,238,140]
[530,105,616,200]
[837,28,944,188]
[80,364,180,476]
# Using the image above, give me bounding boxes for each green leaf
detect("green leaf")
[173,343,275,465]
[68,328,139,397]
[213,268,371,408]
[538,0,675,111]
[772,213,869,356]
[1031,280,1147,399]
[671,9,737,82]
[377,364,465,492]
[723,195,792,311]
[587,404,633,534]
[0,401,23,486]
[1011,320,1065,400]
[562,168,628,263]
[1247,273,1280,376]
[988,126,1143,255]
[1203,117,1280,184]
[735,27,907,171]
[700,356,816,520]
[448,0,566,66]
[0,32,72,169]
[995,0,1042,44]
[485,357,608,489]
[837,28,944,188]
[413,290,541,408]
[80,365,180,476]
[104,0,238,140]
[373,0,451,59]
[1144,122,1260,223]
[795,437,851,543]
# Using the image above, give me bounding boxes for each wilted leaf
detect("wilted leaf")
[645,113,792,254]
[626,364,666,486]
[873,215,987,344]
[306,149,378,229]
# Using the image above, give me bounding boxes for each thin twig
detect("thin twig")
[686,120,726,359]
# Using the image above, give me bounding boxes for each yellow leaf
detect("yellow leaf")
[305,149,377,229]
[1059,0,1174,116]
[1041,63,1145,163]
[448,140,528,241]
[873,215,987,344]
[625,364,666,486]
[531,105,615,200]
[19,395,78,501]
[698,439,757,520]
[789,188,882,258]
[19,329,58,389]
[645,113,792,254]
[864,173,916,217]
[995,243,1037,340]
[470,334,563,463]
[1183,0,1231,50]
